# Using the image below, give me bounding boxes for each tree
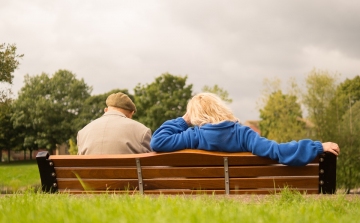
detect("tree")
[0,43,23,84]
[0,99,24,162]
[134,73,193,132]
[259,90,306,142]
[0,100,13,161]
[11,70,92,152]
[257,77,306,142]
[0,43,24,102]
[303,73,360,191]
[327,76,360,192]
[302,69,338,141]
[202,84,233,103]
[330,76,360,129]
[336,101,360,193]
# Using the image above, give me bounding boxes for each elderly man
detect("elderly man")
[77,92,152,154]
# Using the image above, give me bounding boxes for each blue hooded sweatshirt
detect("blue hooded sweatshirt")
[150,117,324,166]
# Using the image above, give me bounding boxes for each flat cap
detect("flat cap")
[106,92,137,113]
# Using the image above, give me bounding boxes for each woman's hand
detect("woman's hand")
[322,142,340,156]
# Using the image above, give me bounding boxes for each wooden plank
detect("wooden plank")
[57,189,140,194]
[230,177,319,189]
[57,179,139,191]
[50,156,230,167]
[49,149,319,167]
[55,165,318,179]
[48,150,282,167]
[142,177,319,190]
[142,165,319,178]
[139,153,278,166]
[229,165,319,177]
[55,167,226,179]
[52,158,137,167]
[56,177,318,191]
[55,167,139,179]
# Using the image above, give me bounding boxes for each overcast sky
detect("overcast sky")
[2,0,360,122]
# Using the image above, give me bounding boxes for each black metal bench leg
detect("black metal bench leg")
[319,153,337,194]
[36,151,58,193]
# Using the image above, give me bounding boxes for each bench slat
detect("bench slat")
[55,167,139,179]
[50,154,317,167]
[50,150,311,167]
[56,177,318,191]
[144,177,319,190]
[57,179,139,191]
[55,165,318,179]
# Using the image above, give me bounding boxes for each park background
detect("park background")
[1,0,360,194]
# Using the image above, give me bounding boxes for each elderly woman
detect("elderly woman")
[150,92,340,166]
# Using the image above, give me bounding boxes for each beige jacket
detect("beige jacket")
[77,110,152,154]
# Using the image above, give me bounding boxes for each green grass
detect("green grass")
[0,160,40,192]
[0,191,359,223]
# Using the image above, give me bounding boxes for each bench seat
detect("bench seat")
[36,149,336,194]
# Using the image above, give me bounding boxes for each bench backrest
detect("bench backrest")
[36,149,336,195]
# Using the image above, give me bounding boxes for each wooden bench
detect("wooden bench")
[36,149,337,195]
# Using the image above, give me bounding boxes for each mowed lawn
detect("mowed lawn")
[1,192,360,223]
[0,160,40,192]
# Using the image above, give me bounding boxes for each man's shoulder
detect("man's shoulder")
[102,113,150,131]
[79,114,150,133]
[128,118,151,131]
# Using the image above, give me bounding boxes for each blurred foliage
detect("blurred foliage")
[258,72,360,192]
[302,69,338,142]
[336,101,360,193]
[133,73,193,132]
[202,84,233,103]
[0,99,23,162]
[68,138,78,155]
[259,90,306,142]
[11,70,92,151]
[330,76,360,193]
[0,43,24,103]
[0,43,23,84]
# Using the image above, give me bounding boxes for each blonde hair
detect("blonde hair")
[187,92,238,126]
